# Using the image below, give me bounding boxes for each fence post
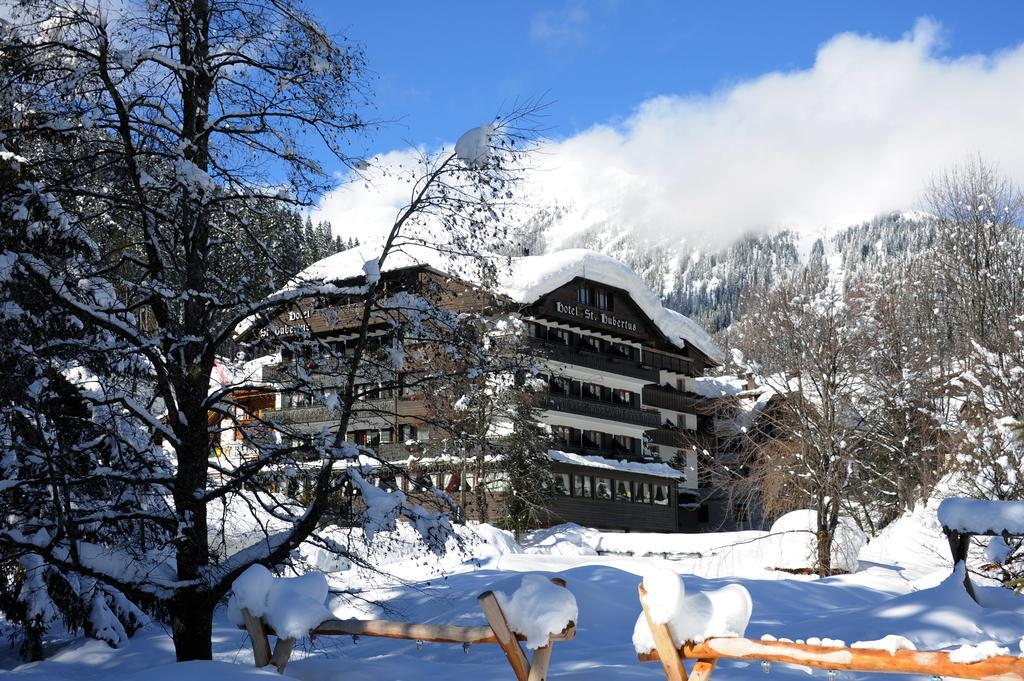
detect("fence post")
[639,584,688,681]
[241,608,271,668]
[478,591,531,681]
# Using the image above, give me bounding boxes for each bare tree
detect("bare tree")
[730,267,874,575]
[927,157,1024,347]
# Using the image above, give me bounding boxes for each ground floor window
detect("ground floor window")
[553,472,571,495]
[634,482,652,504]
[482,472,508,492]
[572,474,593,498]
[653,484,670,505]
[615,479,632,502]
[398,423,418,442]
[595,477,612,500]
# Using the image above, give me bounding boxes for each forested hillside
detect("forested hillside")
[512,208,941,333]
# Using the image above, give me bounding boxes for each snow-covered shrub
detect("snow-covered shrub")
[769,510,867,573]
[521,523,600,556]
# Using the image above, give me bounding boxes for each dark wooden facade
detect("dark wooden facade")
[235,263,719,534]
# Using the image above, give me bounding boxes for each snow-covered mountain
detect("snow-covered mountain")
[509,208,938,333]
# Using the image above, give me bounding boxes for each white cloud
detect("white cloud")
[314,20,1024,251]
[529,2,591,49]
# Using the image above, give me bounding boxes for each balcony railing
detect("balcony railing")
[264,397,422,425]
[641,349,692,374]
[649,427,715,452]
[642,386,716,415]
[551,442,651,462]
[541,394,661,428]
[528,338,658,382]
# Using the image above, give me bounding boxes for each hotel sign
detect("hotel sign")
[554,301,639,333]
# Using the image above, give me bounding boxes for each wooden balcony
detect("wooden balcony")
[648,427,715,452]
[642,385,717,415]
[541,394,661,428]
[528,338,658,382]
[265,396,428,424]
[641,349,693,375]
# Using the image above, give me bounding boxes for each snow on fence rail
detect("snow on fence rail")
[937,497,1024,601]
[230,567,577,680]
[634,573,1024,681]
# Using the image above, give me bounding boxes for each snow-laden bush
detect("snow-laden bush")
[521,523,600,556]
[769,510,867,573]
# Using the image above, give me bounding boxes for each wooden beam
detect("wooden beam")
[241,608,271,668]
[248,618,575,645]
[638,636,1024,681]
[944,529,978,601]
[689,658,717,681]
[638,584,688,681]
[270,637,295,674]
[311,618,502,643]
[527,643,554,681]
[478,590,531,681]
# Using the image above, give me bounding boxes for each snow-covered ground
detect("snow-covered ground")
[5,503,1024,681]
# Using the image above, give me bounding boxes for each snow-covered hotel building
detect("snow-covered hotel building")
[232,248,724,533]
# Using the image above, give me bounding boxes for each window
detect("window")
[553,473,571,496]
[550,375,571,396]
[398,373,417,396]
[577,286,592,305]
[613,388,633,406]
[698,504,710,523]
[612,435,634,454]
[572,475,593,498]
[595,477,612,500]
[351,429,389,447]
[582,382,602,401]
[550,328,572,345]
[597,290,612,310]
[290,391,313,408]
[552,425,579,448]
[634,482,652,504]
[578,334,601,352]
[608,342,633,359]
[483,472,509,491]
[582,430,603,449]
[615,479,632,502]
[653,484,670,506]
[398,424,418,442]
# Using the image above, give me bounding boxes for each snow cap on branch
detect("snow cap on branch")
[455,124,495,167]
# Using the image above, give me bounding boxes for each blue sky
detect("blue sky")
[308,2,1024,249]
[308,1,1024,157]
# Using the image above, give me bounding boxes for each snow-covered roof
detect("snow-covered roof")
[288,244,723,364]
[692,375,748,398]
[546,449,685,479]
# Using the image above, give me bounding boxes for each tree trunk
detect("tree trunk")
[169,593,215,661]
[816,524,831,577]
